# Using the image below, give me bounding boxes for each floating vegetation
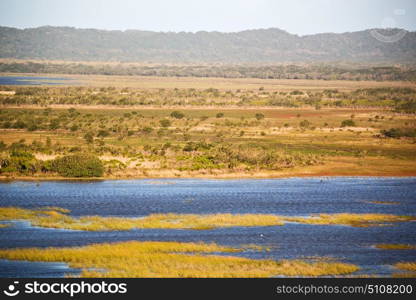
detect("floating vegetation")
[375,244,416,250]
[0,223,11,228]
[1,207,415,231]
[0,241,359,278]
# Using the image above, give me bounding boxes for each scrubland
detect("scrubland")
[0,79,415,179]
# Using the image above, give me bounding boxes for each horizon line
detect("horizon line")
[0,25,413,37]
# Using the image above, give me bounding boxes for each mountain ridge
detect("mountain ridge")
[0,26,415,63]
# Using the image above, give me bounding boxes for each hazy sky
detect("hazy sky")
[0,0,415,35]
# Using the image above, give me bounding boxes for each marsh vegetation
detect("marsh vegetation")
[0,240,360,278]
[1,207,415,231]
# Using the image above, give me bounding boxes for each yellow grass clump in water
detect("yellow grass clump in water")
[0,207,283,230]
[0,224,11,228]
[394,262,416,272]
[0,241,359,278]
[393,262,416,278]
[284,213,416,227]
[375,244,416,250]
[1,207,415,231]
[365,201,399,205]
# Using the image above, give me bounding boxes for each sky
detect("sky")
[0,0,415,35]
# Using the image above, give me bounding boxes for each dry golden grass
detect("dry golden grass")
[375,244,416,250]
[394,262,416,272]
[392,273,416,278]
[0,241,359,278]
[1,207,414,231]
[0,223,10,228]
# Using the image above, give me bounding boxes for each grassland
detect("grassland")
[0,75,415,179]
[0,240,359,277]
[1,207,415,231]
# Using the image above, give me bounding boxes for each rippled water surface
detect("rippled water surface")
[0,177,415,277]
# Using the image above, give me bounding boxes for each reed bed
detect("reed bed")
[0,241,359,278]
[1,207,414,231]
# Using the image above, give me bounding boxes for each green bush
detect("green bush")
[381,128,416,138]
[170,111,185,119]
[0,151,40,174]
[255,113,265,120]
[159,119,171,127]
[341,119,356,127]
[299,120,310,128]
[97,130,110,137]
[52,154,104,177]
[84,132,94,143]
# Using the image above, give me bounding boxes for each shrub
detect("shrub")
[299,120,310,128]
[49,119,60,130]
[84,132,94,143]
[341,119,356,127]
[159,119,171,127]
[255,113,265,120]
[52,154,104,177]
[70,124,79,132]
[0,151,39,174]
[97,130,110,137]
[27,123,38,131]
[216,113,224,118]
[381,128,416,138]
[170,111,185,119]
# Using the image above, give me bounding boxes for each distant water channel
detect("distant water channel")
[0,177,415,277]
[0,76,75,85]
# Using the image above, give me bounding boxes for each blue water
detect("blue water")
[0,177,415,277]
[0,76,74,85]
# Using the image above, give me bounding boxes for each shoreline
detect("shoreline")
[1,172,415,182]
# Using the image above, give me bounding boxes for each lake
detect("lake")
[0,177,415,277]
[0,76,75,85]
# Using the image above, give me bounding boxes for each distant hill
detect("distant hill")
[0,26,415,63]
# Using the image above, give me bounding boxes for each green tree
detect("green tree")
[52,154,104,177]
